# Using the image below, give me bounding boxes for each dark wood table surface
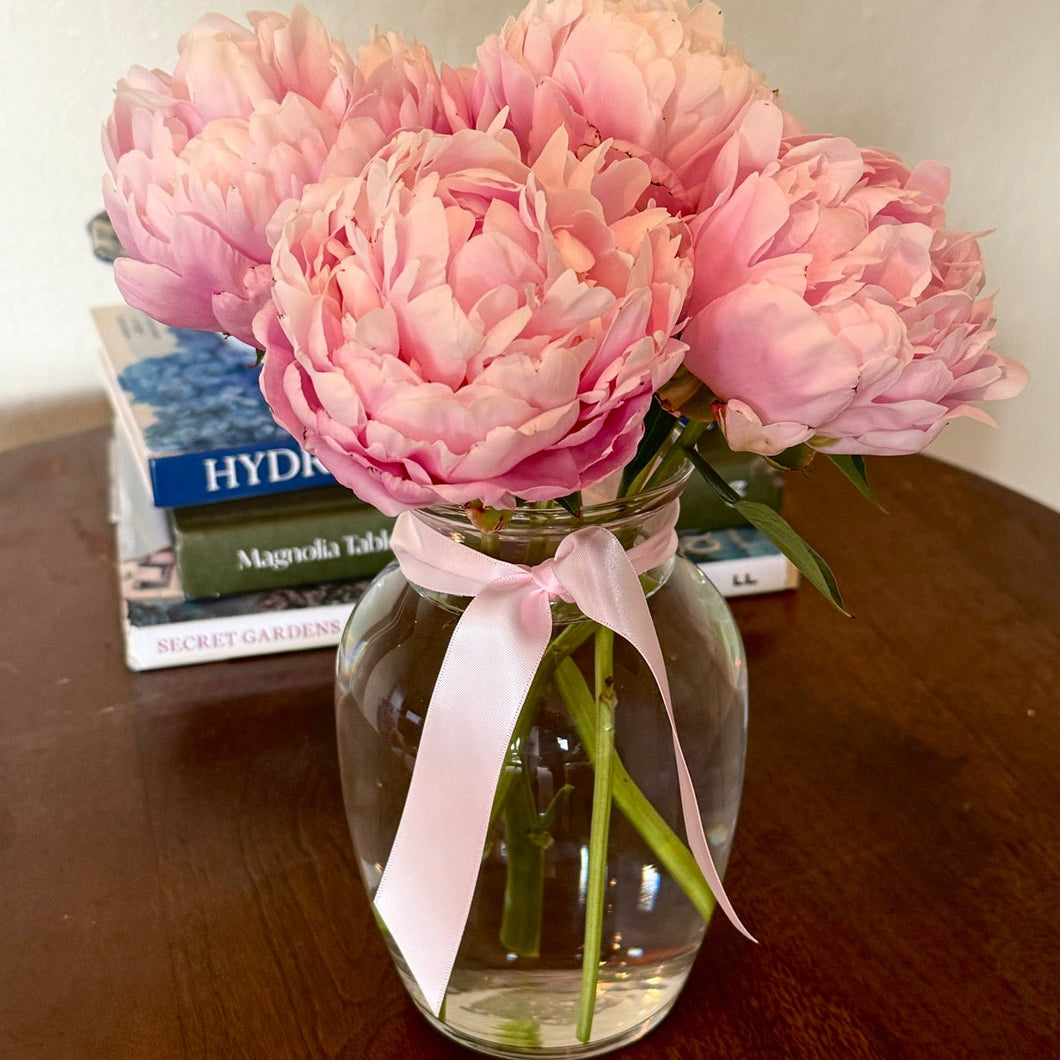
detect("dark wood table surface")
[1,427,1057,1059]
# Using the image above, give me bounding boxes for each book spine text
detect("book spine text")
[149,443,337,508]
[124,603,357,671]
[173,505,395,599]
[696,552,799,597]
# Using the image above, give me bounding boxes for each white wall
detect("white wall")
[723,0,1059,510]
[1,0,1055,510]
[0,0,523,455]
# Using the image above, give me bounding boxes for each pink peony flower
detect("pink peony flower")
[103,8,471,345]
[350,31,475,138]
[320,32,477,190]
[473,0,783,215]
[256,126,692,514]
[679,135,1027,456]
[103,7,361,344]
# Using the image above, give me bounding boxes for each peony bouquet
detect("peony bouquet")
[104,2,1026,1051]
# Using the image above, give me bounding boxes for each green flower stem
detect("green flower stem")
[499,780,574,957]
[643,419,707,492]
[500,767,546,957]
[491,621,596,958]
[622,415,681,496]
[489,620,596,827]
[622,447,666,498]
[577,627,618,1043]
[554,656,718,926]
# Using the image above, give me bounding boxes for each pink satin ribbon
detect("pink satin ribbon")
[373,500,753,1016]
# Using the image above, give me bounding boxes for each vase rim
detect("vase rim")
[418,461,694,534]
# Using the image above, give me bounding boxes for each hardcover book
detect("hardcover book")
[93,304,337,508]
[680,526,799,598]
[111,423,394,600]
[108,430,368,669]
[117,546,372,670]
[169,486,395,599]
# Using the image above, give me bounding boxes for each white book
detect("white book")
[678,527,800,598]
[118,554,366,670]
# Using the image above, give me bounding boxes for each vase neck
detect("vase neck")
[414,467,691,567]
[404,470,691,621]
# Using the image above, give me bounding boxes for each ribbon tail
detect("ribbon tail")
[610,616,755,940]
[667,718,757,942]
[559,529,756,942]
[372,578,553,1016]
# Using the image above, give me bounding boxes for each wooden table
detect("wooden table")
[1,428,1057,1059]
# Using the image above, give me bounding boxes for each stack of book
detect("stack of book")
[96,305,796,672]
[97,305,396,670]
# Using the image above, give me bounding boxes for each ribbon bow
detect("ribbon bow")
[373,501,752,1016]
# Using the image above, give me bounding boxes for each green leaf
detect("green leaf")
[827,455,887,512]
[684,448,848,614]
[685,447,742,505]
[554,491,583,519]
[733,500,849,615]
[766,443,815,471]
[620,399,679,492]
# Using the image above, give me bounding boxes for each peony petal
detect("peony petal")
[113,257,220,333]
[720,400,814,456]
[684,283,859,425]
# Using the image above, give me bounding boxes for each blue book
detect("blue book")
[93,305,336,508]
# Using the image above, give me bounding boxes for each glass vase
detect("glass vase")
[335,469,748,1058]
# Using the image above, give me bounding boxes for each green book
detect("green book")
[170,486,395,599]
[677,431,785,531]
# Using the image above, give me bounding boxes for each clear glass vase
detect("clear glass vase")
[335,469,748,1058]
